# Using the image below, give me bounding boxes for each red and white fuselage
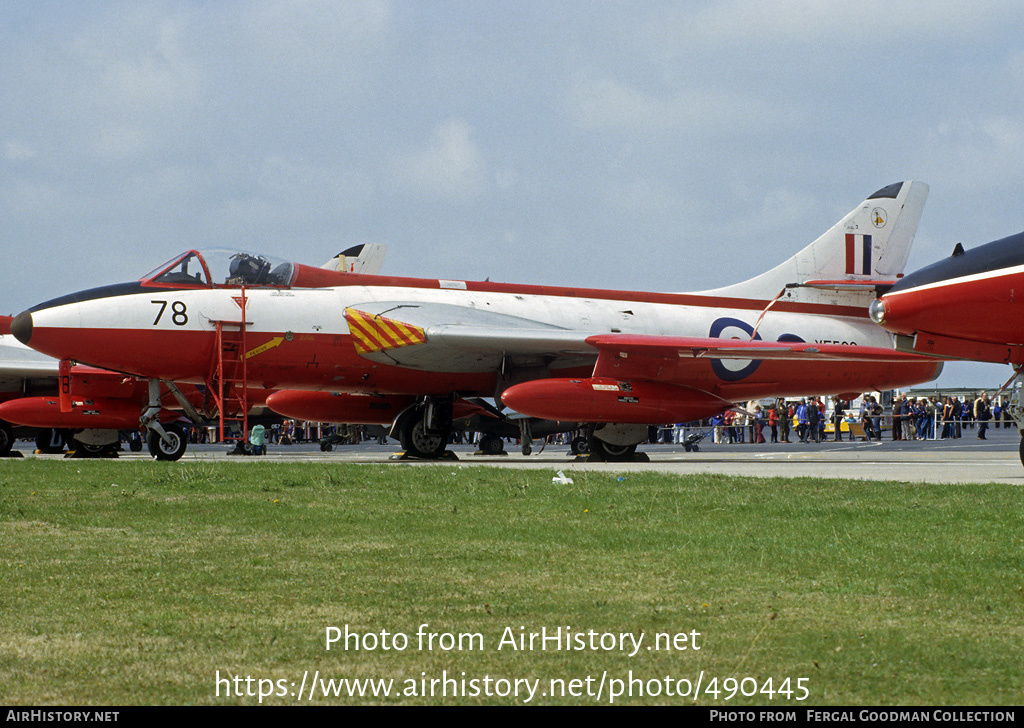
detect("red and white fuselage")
[12,182,942,429]
[13,272,939,421]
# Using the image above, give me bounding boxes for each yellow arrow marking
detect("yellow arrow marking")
[244,337,285,360]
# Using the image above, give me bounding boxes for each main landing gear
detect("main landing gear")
[389,398,649,463]
[391,399,453,459]
[588,438,638,461]
[477,433,506,455]
[68,429,121,458]
[585,423,647,462]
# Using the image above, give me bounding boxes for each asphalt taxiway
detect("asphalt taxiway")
[10,427,1023,484]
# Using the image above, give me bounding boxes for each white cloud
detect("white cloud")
[3,140,36,161]
[390,119,487,201]
[257,154,377,213]
[2,7,201,165]
[234,0,393,93]
[920,116,1024,190]
[640,0,1022,52]
[568,75,802,136]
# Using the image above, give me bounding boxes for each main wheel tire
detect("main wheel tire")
[569,436,589,456]
[0,421,13,455]
[72,439,117,458]
[147,423,188,461]
[479,434,505,455]
[396,410,449,459]
[408,420,449,459]
[589,438,638,462]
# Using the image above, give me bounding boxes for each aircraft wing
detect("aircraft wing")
[587,334,935,380]
[585,333,937,380]
[587,333,931,361]
[344,301,934,378]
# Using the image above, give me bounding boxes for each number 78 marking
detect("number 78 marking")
[151,300,189,326]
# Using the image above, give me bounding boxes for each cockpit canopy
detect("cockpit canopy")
[141,249,296,288]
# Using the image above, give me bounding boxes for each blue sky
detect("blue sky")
[4,0,1024,386]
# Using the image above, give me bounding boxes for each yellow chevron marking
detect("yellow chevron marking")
[345,308,426,354]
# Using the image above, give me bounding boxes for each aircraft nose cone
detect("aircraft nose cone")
[10,311,33,345]
[868,298,887,325]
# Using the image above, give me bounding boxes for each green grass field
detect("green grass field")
[1,460,1021,705]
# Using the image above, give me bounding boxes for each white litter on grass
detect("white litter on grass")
[552,471,574,485]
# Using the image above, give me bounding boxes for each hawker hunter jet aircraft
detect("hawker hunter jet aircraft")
[13,182,943,460]
[869,229,1024,463]
[0,245,386,460]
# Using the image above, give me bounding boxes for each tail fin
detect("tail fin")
[321,243,388,275]
[697,181,929,300]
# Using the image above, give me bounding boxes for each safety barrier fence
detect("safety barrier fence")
[664,413,1014,445]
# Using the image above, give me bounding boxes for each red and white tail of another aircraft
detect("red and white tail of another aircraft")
[871,231,1024,365]
[13,181,942,460]
[870,228,1024,466]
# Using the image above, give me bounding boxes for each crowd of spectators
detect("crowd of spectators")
[668,391,1013,446]
[190,392,1013,450]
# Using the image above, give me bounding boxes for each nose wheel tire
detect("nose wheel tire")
[147,423,188,461]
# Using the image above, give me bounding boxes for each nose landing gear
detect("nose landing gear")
[140,379,189,461]
[145,422,188,461]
